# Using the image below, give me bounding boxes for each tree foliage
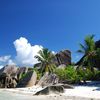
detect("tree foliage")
[34,48,56,75]
[77,34,96,71]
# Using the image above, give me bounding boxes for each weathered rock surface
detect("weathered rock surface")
[0,65,18,88]
[17,71,37,87]
[0,65,36,88]
[34,85,64,95]
[0,65,18,76]
[37,72,49,86]
[0,73,17,88]
[26,71,37,87]
[59,84,74,89]
[54,50,71,66]
[38,73,59,87]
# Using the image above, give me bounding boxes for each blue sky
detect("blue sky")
[0,0,100,66]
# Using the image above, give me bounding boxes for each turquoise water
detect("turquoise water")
[0,90,35,100]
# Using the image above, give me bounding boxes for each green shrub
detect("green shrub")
[55,65,100,84]
[55,65,80,84]
[93,70,100,81]
[76,67,85,81]
[65,66,80,83]
[85,68,94,80]
[55,68,66,81]
[77,67,95,81]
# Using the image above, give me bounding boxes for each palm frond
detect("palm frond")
[77,50,85,54]
[80,43,86,49]
[34,47,56,75]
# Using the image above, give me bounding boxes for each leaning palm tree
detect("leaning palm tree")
[34,48,56,75]
[77,34,96,72]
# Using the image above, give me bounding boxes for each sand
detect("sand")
[0,85,100,100]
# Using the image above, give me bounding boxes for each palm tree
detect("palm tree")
[34,48,56,75]
[77,34,96,72]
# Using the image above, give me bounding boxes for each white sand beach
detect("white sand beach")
[64,86,100,99]
[0,84,100,100]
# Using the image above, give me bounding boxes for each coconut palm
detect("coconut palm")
[34,48,56,75]
[77,34,96,72]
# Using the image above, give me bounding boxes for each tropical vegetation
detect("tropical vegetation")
[34,48,56,76]
[33,34,100,84]
[77,34,96,71]
[55,65,80,84]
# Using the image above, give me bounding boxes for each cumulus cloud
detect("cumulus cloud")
[14,37,43,66]
[8,59,16,65]
[0,37,55,67]
[0,65,3,69]
[0,55,15,68]
[0,56,11,63]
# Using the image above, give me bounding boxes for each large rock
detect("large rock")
[0,65,18,88]
[0,73,17,88]
[0,65,37,88]
[17,71,37,87]
[37,73,59,87]
[34,85,64,95]
[26,71,37,87]
[0,65,18,76]
[37,72,49,86]
[59,84,74,89]
[54,50,71,66]
[16,67,28,81]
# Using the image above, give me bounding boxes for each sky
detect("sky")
[0,0,100,67]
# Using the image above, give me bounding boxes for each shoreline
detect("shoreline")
[0,85,100,100]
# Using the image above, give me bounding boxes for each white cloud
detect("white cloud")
[14,37,43,66]
[0,59,15,68]
[0,37,55,67]
[0,65,4,69]
[0,55,15,68]
[52,51,56,54]
[0,56,11,62]
[8,59,16,65]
